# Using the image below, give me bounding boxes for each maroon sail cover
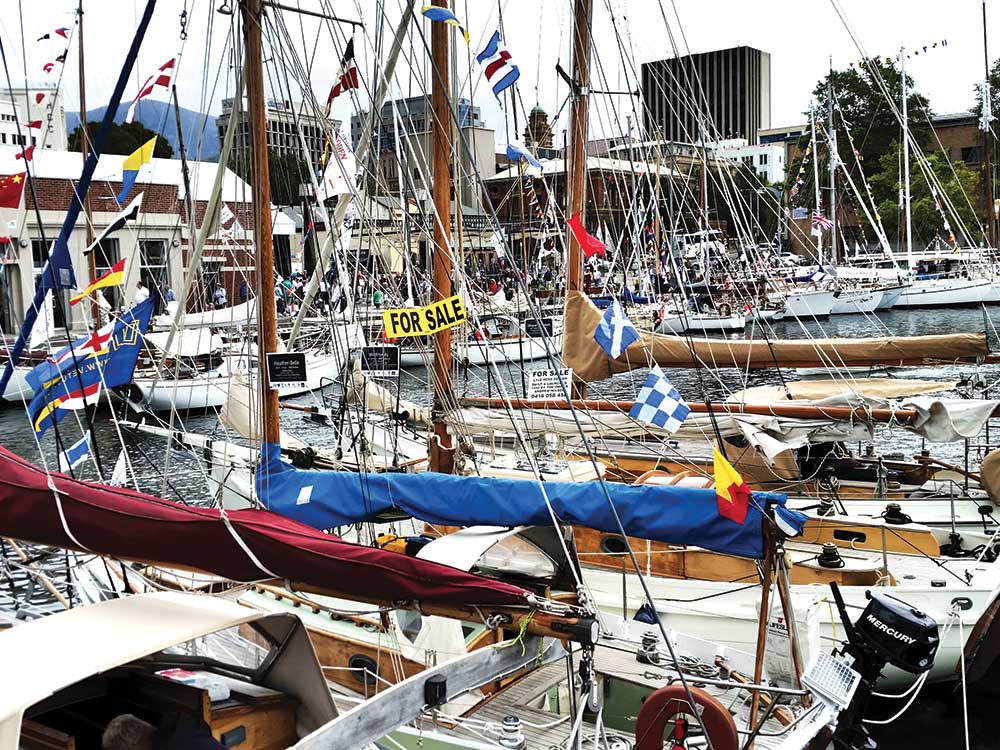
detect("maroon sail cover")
[0,447,528,607]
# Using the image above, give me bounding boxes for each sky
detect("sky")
[1,0,998,147]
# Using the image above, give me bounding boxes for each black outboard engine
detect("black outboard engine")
[829,582,939,750]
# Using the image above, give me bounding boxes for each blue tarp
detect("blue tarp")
[256,443,800,559]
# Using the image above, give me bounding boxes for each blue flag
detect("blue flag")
[27,297,154,437]
[594,300,640,359]
[59,432,91,472]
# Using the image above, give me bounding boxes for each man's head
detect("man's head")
[136,281,145,289]
[102,714,154,750]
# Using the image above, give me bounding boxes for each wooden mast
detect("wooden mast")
[77,0,99,327]
[429,0,454,474]
[565,0,592,295]
[241,0,281,446]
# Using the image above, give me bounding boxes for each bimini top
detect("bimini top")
[0,592,266,750]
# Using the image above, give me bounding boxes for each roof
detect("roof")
[0,592,267,750]
[932,111,975,125]
[486,156,681,182]
[0,146,253,203]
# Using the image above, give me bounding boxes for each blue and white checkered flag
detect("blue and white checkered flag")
[594,301,640,358]
[629,366,690,432]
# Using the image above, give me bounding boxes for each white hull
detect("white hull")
[1,366,36,403]
[401,334,563,368]
[830,288,882,315]
[779,289,837,318]
[875,284,906,310]
[656,313,746,333]
[746,306,786,323]
[896,277,997,308]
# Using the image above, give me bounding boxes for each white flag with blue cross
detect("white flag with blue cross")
[593,300,640,359]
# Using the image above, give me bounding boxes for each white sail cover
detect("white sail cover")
[153,299,256,330]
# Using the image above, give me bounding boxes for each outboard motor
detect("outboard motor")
[829,582,939,750]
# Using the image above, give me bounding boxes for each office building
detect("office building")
[642,46,771,144]
[0,86,67,151]
[216,97,340,168]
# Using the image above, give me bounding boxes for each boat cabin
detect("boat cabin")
[1,592,335,750]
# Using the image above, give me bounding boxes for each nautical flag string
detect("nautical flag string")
[420,6,469,45]
[117,139,156,203]
[83,193,143,256]
[126,57,176,123]
[476,31,520,99]
[326,38,359,106]
[628,366,690,433]
[59,432,91,473]
[594,300,639,359]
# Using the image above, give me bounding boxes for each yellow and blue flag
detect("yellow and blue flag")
[420,5,469,45]
[26,297,154,437]
[116,137,156,203]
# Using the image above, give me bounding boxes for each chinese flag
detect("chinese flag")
[713,448,751,524]
[567,213,607,258]
[0,173,26,209]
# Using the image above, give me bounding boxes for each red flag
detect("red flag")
[126,58,176,123]
[326,38,359,106]
[55,27,70,38]
[42,63,54,74]
[0,173,26,209]
[34,93,44,104]
[567,213,606,258]
[23,120,41,130]
[15,146,35,162]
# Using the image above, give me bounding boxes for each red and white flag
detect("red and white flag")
[326,38,359,108]
[126,57,176,123]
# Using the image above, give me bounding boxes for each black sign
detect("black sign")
[524,317,554,338]
[360,345,400,378]
[266,352,308,391]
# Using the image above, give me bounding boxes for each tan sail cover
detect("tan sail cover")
[563,291,990,381]
[732,378,958,402]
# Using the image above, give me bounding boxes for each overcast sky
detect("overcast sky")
[1,0,998,147]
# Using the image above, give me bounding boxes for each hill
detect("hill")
[66,101,220,161]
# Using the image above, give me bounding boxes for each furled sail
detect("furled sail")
[562,291,991,381]
[0,447,529,608]
[256,443,796,559]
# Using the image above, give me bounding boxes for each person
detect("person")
[165,288,176,303]
[133,280,150,306]
[102,714,154,750]
[239,279,248,303]
[102,713,224,750]
[213,285,227,310]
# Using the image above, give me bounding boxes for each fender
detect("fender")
[634,685,738,750]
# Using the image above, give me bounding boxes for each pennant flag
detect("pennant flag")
[774,505,807,538]
[0,173,26,209]
[116,138,156,203]
[55,51,67,64]
[320,132,357,198]
[83,193,143,256]
[628,366,689,432]
[109,450,128,487]
[26,297,155,437]
[71,257,127,305]
[420,5,470,45]
[42,63,55,74]
[36,34,51,42]
[326,38,359,106]
[126,58,176,123]
[594,300,640,359]
[567,213,607,258]
[476,31,520,99]
[55,27,70,38]
[59,432,91,472]
[15,146,35,162]
[490,229,506,259]
[713,448,751,524]
[35,93,45,104]
[23,120,42,131]
[506,140,543,175]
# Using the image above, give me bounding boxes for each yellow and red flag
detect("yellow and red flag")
[713,448,751,524]
[71,257,126,306]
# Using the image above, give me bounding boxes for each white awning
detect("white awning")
[145,328,224,357]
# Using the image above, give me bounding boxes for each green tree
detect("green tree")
[869,142,983,246]
[971,58,999,125]
[68,120,173,158]
[228,147,307,206]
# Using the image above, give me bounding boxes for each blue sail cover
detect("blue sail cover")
[256,443,799,559]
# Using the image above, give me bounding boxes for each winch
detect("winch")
[829,583,939,750]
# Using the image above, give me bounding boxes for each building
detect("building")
[642,46,771,144]
[0,147,286,337]
[523,105,553,149]
[350,96,495,208]
[0,86,68,151]
[758,123,807,172]
[216,97,340,168]
[714,138,785,183]
[930,111,983,165]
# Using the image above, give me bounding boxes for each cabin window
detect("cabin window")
[31,238,69,329]
[833,529,866,544]
[348,654,380,687]
[140,240,170,315]
[600,535,629,555]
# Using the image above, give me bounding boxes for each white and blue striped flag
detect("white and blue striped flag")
[58,432,91,472]
[594,300,640,359]
[628,366,690,433]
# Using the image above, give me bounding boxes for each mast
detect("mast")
[827,60,838,264]
[901,46,914,269]
[810,110,823,265]
[77,1,98,327]
[565,0,592,294]
[428,0,454,474]
[241,0,280,447]
[982,0,996,249]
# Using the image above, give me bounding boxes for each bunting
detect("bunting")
[126,58,176,123]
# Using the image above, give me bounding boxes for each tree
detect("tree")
[68,120,173,158]
[869,141,984,247]
[228,147,307,206]
[785,59,930,209]
[971,58,999,125]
